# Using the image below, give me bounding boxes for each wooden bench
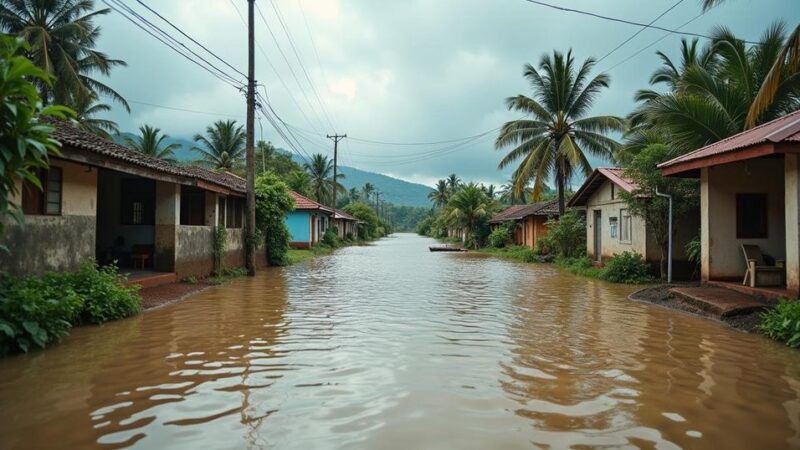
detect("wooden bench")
[132,244,154,269]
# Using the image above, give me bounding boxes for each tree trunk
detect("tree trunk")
[557,173,566,216]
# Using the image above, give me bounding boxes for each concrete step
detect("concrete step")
[125,272,178,289]
[669,287,770,319]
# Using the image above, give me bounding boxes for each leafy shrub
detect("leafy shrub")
[0,275,83,354]
[255,172,294,266]
[345,232,355,242]
[600,252,653,284]
[321,227,340,248]
[535,236,554,256]
[61,261,141,325]
[760,300,800,348]
[545,211,586,257]
[506,245,542,263]
[488,222,514,248]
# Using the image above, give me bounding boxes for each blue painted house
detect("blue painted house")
[287,191,334,248]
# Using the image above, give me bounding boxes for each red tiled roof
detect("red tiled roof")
[290,191,333,214]
[333,210,358,221]
[658,109,800,174]
[46,118,246,193]
[568,167,640,207]
[489,199,561,223]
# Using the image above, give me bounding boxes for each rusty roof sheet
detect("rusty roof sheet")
[489,199,561,223]
[568,167,640,207]
[658,109,800,170]
[47,118,246,193]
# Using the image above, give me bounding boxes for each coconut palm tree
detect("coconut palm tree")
[482,184,496,199]
[361,182,375,201]
[428,179,449,208]
[125,125,180,163]
[72,93,118,137]
[446,173,461,193]
[496,50,624,214]
[192,120,246,171]
[304,153,344,205]
[0,0,129,110]
[445,183,493,248]
[632,24,800,155]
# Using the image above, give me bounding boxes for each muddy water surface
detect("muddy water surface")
[2,233,800,449]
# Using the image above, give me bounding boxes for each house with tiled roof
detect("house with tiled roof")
[659,109,800,296]
[489,200,560,249]
[569,167,697,274]
[0,119,266,283]
[332,209,360,240]
[286,191,334,248]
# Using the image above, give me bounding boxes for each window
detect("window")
[121,179,155,225]
[736,193,768,238]
[620,209,632,242]
[180,186,206,225]
[22,167,62,215]
[225,197,243,228]
[609,216,618,238]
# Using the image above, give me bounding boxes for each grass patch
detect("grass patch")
[476,246,543,263]
[759,299,800,348]
[555,253,654,284]
[206,267,248,285]
[287,249,316,265]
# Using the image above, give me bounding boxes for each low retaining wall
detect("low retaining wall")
[0,215,95,276]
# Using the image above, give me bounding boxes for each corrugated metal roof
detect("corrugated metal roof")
[489,199,561,223]
[568,167,640,207]
[658,109,800,170]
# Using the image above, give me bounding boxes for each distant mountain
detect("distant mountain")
[114,132,434,207]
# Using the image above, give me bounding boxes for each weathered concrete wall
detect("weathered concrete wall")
[586,180,648,261]
[175,225,214,279]
[154,182,179,272]
[0,216,95,275]
[786,154,800,296]
[223,228,245,269]
[705,158,785,279]
[1,160,97,276]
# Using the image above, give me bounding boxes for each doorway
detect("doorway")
[593,210,602,262]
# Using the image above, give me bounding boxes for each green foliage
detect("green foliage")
[556,256,604,279]
[621,143,699,278]
[65,261,141,324]
[321,227,340,248]
[415,215,435,236]
[482,245,543,263]
[0,36,72,245]
[124,125,179,162]
[534,237,554,256]
[192,120,246,170]
[488,222,514,248]
[0,261,141,355]
[544,211,586,258]
[212,226,227,274]
[0,274,82,354]
[344,202,381,239]
[304,153,345,205]
[600,251,653,284]
[444,183,495,249]
[207,267,248,285]
[686,236,701,278]
[760,300,800,348]
[255,172,295,266]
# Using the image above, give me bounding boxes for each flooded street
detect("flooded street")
[2,233,800,449]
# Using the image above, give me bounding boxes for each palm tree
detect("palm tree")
[445,183,493,248]
[446,173,461,193]
[192,120,246,171]
[72,93,118,137]
[428,179,449,208]
[632,25,800,155]
[125,125,180,163]
[286,170,311,197]
[361,182,375,201]
[482,184,496,199]
[304,153,344,205]
[496,50,624,214]
[348,187,360,202]
[0,0,129,110]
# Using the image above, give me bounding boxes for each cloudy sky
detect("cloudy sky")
[96,0,800,187]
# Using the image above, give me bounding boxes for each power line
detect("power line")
[596,0,685,64]
[520,0,758,44]
[133,0,247,79]
[127,99,243,118]
[601,11,706,73]
[347,126,503,146]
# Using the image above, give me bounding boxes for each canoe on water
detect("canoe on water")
[429,245,468,252]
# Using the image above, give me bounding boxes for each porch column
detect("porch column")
[786,154,800,296]
[204,191,218,226]
[154,182,179,272]
[700,168,711,282]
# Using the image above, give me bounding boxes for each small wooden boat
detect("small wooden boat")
[429,245,468,252]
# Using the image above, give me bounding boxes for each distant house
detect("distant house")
[332,210,360,240]
[286,191,333,248]
[488,200,559,248]
[659,110,800,296]
[0,119,264,284]
[568,168,697,275]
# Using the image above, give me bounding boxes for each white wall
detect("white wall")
[705,158,785,279]
[586,180,648,261]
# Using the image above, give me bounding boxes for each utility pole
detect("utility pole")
[245,0,256,276]
[326,133,346,211]
[374,191,380,214]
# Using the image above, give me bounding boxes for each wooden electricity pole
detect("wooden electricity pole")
[326,133,346,211]
[245,0,256,276]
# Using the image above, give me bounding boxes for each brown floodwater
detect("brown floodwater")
[2,233,800,449]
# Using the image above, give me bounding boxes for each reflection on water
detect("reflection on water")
[2,233,800,449]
